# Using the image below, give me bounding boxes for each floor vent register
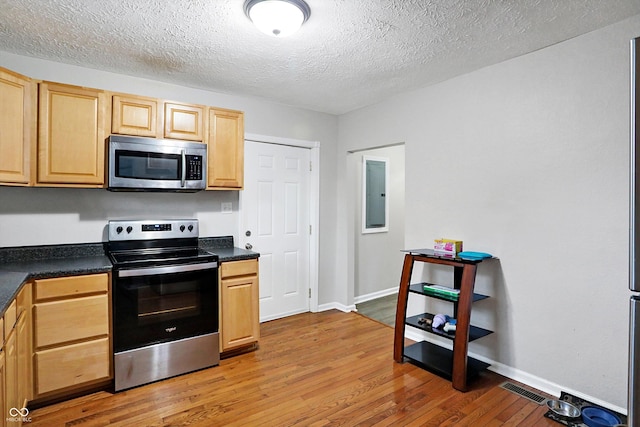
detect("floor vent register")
[499,381,547,405]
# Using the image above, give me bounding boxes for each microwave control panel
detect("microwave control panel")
[186,155,203,180]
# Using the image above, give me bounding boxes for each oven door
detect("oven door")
[113,261,218,353]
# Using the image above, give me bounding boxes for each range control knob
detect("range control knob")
[126,226,133,234]
[116,226,123,234]
[180,225,186,232]
[188,225,194,232]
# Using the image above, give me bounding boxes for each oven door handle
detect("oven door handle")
[117,262,218,278]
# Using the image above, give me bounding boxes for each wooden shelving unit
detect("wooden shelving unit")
[393,249,493,391]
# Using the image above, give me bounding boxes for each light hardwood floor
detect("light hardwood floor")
[28,311,557,426]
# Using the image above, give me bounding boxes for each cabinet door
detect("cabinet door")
[38,82,108,186]
[207,108,244,189]
[4,329,17,420]
[16,284,31,407]
[0,68,36,185]
[220,274,259,351]
[16,312,30,409]
[164,102,205,141]
[112,94,160,137]
[0,350,5,427]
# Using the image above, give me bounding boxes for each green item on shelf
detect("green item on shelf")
[422,284,460,299]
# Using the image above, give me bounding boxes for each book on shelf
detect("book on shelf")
[422,284,460,299]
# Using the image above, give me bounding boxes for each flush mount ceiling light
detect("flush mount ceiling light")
[244,0,311,37]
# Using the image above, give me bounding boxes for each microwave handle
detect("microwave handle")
[181,150,186,187]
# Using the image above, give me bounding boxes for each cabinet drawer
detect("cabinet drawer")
[34,273,108,301]
[34,294,108,347]
[35,337,110,395]
[3,299,16,337]
[221,259,258,279]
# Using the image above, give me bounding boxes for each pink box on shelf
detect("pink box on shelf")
[433,239,463,255]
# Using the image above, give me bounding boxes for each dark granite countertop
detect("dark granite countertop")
[0,243,113,318]
[0,270,29,309]
[0,236,259,318]
[200,237,260,262]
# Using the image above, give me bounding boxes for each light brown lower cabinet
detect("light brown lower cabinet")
[16,283,31,411]
[32,273,111,400]
[1,283,30,427]
[16,306,30,410]
[5,327,17,424]
[220,259,260,352]
[0,350,5,427]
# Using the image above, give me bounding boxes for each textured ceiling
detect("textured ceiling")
[1,0,640,114]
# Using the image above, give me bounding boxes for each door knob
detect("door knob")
[245,243,253,250]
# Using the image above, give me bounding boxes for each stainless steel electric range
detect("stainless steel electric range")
[107,219,219,391]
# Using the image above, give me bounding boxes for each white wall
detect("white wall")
[351,145,405,301]
[338,14,640,411]
[0,52,340,308]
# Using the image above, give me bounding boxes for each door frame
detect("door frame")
[241,132,320,315]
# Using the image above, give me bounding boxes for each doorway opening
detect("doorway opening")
[348,144,405,323]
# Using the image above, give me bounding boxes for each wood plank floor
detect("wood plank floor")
[28,311,557,426]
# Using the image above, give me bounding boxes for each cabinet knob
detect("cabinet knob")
[245,243,253,250]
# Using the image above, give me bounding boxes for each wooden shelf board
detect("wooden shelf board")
[405,313,493,342]
[409,283,489,302]
[403,341,490,381]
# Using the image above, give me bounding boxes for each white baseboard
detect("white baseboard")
[353,287,398,304]
[484,359,626,415]
[403,328,627,416]
[317,302,356,313]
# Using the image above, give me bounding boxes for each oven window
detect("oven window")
[137,281,200,325]
[115,150,181,180]
[114,268,218,352]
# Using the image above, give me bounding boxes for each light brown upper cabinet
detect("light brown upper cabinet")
[164,101,205,142]
[112,94,161,138]
[0,67,36,186]
[38,82,108,187]
[208,108,244,189]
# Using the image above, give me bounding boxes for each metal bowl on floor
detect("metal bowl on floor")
[546,399,581,420]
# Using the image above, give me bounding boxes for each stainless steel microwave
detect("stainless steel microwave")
[107,135,207,192]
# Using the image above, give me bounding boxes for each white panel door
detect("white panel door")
[242,141,311,321]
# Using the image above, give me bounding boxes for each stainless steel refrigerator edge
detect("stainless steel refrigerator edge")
[629,36,640,427]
